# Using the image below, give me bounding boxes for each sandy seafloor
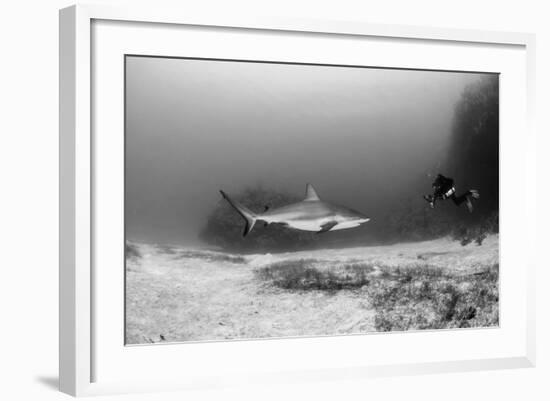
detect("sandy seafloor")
[125,235,499,344]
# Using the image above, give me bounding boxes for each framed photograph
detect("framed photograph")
[59,4,536,396]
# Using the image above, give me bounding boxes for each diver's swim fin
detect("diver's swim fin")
[465,197,474,213]
[423,195,435,209]
[465,189,480,212]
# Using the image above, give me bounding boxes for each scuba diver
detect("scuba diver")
[423,173,480,212]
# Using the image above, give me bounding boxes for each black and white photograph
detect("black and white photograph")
[4,0,549,399]
[124,56,499,344]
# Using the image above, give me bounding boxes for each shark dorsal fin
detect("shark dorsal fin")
[304,183,321,201]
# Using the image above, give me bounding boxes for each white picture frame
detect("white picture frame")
[59,4,536,397]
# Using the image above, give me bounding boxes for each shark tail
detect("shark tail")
[219,190,257,237]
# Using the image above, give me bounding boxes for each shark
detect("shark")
[219,184,370,237]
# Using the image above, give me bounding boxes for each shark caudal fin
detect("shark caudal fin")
[219,190,257,237]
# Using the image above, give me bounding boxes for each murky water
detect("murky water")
[125,56,498,247]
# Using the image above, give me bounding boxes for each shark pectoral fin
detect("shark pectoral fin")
[317,221,338,234]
